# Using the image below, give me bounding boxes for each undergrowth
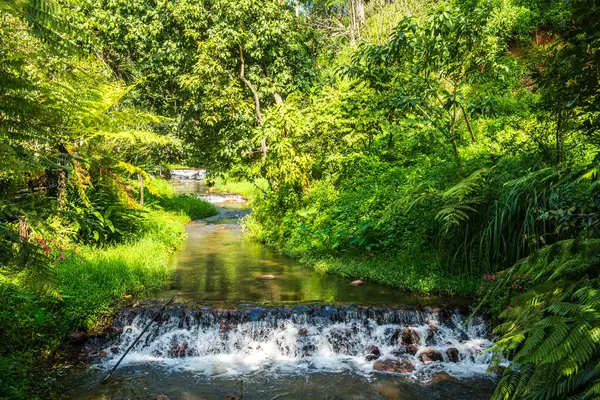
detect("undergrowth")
[0,195,215,399]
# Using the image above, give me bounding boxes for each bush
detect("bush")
[0,194,215,399]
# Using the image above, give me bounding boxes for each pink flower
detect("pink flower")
[479,285,483,290]
[511,284,515,288]
[60,256,65,260]
[487,275,492,280]
[491,275,495,280]
[55,260,59,264]
[506,305,512,309]
[519,286,523,290]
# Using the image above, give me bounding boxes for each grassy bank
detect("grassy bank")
[306,255,478,295]
[243,219,479,296]
[210,176,267,201]
[0,195,216,399]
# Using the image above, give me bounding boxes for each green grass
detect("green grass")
[304,253,479,295]
[211,177,267,200]
[0,196,216,399]
[155,195,217,220]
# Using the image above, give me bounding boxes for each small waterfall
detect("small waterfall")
[170,169,206,180]
[199,194,246,204]
[88,306,494,380]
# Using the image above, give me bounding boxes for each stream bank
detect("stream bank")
[60,181,499,399]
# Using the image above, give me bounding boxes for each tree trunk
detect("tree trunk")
[239,45,267,157]
[57,168,67,209]
[56,144,69,210]
[138,173,144,206]
[449,111,462,169]
[348,0,365,43]
[460,104,476,143]
[239,45,263,126]
[18,216,29,243]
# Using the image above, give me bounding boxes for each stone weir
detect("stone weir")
[71,304,497,380]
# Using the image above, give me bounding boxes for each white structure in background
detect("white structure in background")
[170,169,206,180]
[200,194,246,204]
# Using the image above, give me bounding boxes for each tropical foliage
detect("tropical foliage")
[1,0,599,398]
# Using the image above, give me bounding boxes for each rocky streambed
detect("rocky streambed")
[62,302,499,399]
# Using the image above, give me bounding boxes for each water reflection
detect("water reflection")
[165,213,467,307]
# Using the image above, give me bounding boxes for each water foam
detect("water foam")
[92,306,494,380]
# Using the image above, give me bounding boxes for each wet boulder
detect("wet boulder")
[406,344,419,355]
[301,343,316,356]
[431,371,457,385]
[170,343,189,358]
[365,345,381,361]
[446,347,460,363]
[426,321,438,346]
[401,328,420,346]
[373,358,415,374]
[69,332,88,345]
[328,327,351,353]
[351,280,364,286]
[297,328,309,336]
[401,327,421,354]
[418,349,444,364]
[386,328,401,345]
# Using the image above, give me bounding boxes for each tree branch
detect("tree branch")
[239,45,264,126]
[239,45,266,157]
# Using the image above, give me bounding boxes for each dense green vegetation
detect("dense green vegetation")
[1,0,599,398]
[0,7,216,392]
[0,181,215,398]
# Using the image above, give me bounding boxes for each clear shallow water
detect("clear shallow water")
[63,181,497,399]
[69,367,497,399]
[164,179,470,307]
[161,218,468,307]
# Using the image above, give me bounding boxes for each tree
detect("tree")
[174,0,316,171]
[534,0,600,164]
[354,4,509,167]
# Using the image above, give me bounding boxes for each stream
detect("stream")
[64,180,498,399]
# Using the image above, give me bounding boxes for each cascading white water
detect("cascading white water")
[93,306,494,380]
[199,194,246,203]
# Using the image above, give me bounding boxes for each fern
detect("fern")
[487,239,600,400]
[1,0,82,54]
